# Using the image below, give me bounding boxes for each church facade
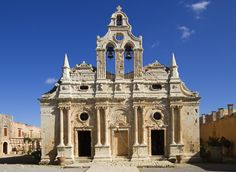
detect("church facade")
[40,6,200,164]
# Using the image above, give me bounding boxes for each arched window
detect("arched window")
[106,44,115,80]
[124,44,134,76]
[116,15,123,26]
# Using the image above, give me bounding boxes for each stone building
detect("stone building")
[40,6,200,164]
[0,114,41,156]
[200,104,236,157]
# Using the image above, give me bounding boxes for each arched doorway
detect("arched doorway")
[3,142,8,154]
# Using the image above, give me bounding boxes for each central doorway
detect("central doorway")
[113,130,128,156]
[151,130,164,155]
[3,142,8,154]
[78,131,91,157]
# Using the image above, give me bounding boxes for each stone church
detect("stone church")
[40,6,200,164]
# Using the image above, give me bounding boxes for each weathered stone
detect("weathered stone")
[40,6,200,165]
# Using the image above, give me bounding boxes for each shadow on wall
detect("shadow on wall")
[0,155,39,164]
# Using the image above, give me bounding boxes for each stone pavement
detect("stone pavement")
[1,163,236,172]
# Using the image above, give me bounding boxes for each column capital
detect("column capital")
[58,102,71,110]
[96,48,106,52]
[170,104,183,109]
[95,106,102,110]
[114,48,124,52]
[133,48,143,51]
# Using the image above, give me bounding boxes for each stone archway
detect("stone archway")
[3,142,8,154]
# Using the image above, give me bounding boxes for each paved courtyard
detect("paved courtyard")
[1,155,236,172]
[1,163,236,172]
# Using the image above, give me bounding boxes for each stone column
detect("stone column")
[178,106,183,144]
[171,106,175,144]
[115,48,124,79]
[96,48,106,79]
[67,107,72,146]
[141,106,146,145]
[133,48,143,79]
[104,107,109,146]
[133,106,139,146]
[59,107,65,146]
[96,107,102,146]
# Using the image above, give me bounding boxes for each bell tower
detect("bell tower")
[96,6,143,80]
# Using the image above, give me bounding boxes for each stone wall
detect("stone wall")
[200,104,236,157]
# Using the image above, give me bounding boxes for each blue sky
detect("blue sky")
[0,0,236,127]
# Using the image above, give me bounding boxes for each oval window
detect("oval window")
[152,84,162,90]
[153,112,162,120]
[80,112,89,121]
[115,33,124,41]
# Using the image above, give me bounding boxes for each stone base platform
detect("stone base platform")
[65,160,175,168]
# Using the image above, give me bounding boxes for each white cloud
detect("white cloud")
[151,41,160,48]
[186,1,210,19]
[190,1,210,13]
[45,78,57,84]
[178,26,195,39]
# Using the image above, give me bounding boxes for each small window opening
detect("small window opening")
[153,112,162,121]
[80,112,89,121]
[4,127,8,137]
[152,84,162,90]
[80,85,89,90]
[116,15,123,26]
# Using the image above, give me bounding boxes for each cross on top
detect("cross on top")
[116,5,122,11]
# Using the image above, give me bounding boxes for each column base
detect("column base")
[93,145,111,162]
[169,143,184,157]
[131,144,149,161]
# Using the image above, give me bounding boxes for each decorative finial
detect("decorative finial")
[171,53,177,67]
[63,53,70,68]
[116,5,122,11]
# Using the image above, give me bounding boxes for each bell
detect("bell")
[125,51,132,60]
[107,50,113,59]
[107,47,114,59]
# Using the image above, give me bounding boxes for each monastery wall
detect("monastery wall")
[200,104,236,157]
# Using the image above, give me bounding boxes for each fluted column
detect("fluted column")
[133,106,139,146]
[66,107,72,146]
[59,107,65,146]
[104,107,109,146]
[96,107,102,146]
[141,106,146,145]
[178,106,183,144]
[171,106,175,144]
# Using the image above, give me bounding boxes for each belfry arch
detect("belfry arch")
[96,5,143,80]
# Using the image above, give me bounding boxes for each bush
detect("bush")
[207,137,222,147]
[31,149,41,161]
[220,137,232,148]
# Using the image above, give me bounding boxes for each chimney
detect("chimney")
[218,108,224,118]
[228,104,233,115]
[212,111,217,121]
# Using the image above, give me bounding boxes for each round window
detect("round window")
[80,112,89,121]
[153,112,162,120]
